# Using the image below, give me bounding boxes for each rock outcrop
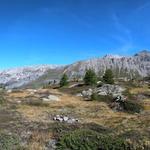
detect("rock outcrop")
[97,84,125,97]
[78,84,125,99]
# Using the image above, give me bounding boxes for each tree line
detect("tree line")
[59,69,114,87]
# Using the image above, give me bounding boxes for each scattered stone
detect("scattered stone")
[17,100,21,103]
[46,139,57,150]
[57,117,63,122]
[53,115,78,124]
[67,118,79,124]
[63,116,69,121]
[67,119,74,124]
[53,117,57,121]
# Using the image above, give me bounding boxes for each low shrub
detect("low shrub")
[25,100,49,107]
[91,93,114,103]
[52,122,81,139]
[52,122,111,140]
[83,122,111,134]
[119,130,143,142]
[0,93,5,105]
[0,133,21,150]
[56,129,129,150]
[91,93,98,101]
[119,130,150,150]
[120,100,143,113]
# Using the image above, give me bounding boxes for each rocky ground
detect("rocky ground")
[0,82,150,149]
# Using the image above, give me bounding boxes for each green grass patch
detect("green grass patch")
[0,133,21,150]
[25,99,49,107]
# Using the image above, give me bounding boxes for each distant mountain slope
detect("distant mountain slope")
[0,65,63,89]
[0,50,149,89]
[22,67,65,89]
[64,50,150,79]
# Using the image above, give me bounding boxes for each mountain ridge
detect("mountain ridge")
[0,50,150,89]
[64,50,150,78]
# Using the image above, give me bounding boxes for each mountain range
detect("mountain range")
[0,50,149,89]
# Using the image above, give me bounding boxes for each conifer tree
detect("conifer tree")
[60,74,69,87]
[103,69,114,84]
[84,69,97,85]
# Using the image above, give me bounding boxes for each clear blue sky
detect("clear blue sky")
[0,0,150,69]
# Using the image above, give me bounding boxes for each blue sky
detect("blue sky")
[0,0,150,69]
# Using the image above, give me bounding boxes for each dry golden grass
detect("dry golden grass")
[142,99,150,110]
[130,86,150,110]
[17,105,49,122]
[4,87,150,149]
[27,130,52,150]
[16,89,141,129]
[130,86,150,94]
[8,91,30,98]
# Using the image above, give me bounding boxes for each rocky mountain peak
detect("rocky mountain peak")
[103,54,123,59]
[134,50,150,61]
[134,50,150,57]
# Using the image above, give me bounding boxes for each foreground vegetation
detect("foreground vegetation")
[0,75,149,149]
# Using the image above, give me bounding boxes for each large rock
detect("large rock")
[97,84,125,97]
[76,93,83,97]
[81,89,93,98]
[42,95,60,102]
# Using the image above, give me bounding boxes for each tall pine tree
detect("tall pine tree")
[84,69,97,85]
[103,69,114,84]
[60,74,69,87]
